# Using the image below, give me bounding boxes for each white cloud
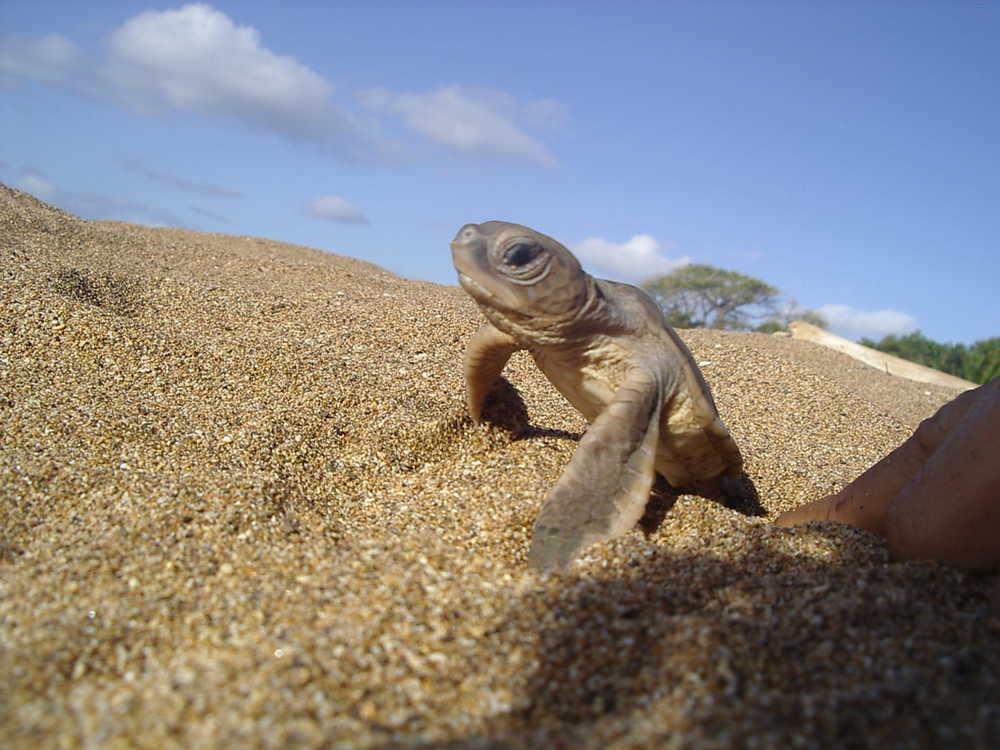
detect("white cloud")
[305,195,368,224]
[3,5,386,161]
[13,169,56,199]
[815,304,918,341]
[0,33,80,86]
[359,85,560,165]
[190,205,230,223]
[9,167,182,226]
[120,157,244,198]
[103,5,345,138]
[58,190,182,227]
[2,6,560,166]
[572,235,690,283]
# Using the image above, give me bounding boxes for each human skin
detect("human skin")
[774,378,1000,573]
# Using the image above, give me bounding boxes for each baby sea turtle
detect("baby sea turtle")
[451,221,753,571]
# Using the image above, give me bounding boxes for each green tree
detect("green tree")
[757,302,828,333]
[642,264,826,332]
[642,264,779,330]
[862,331,1000,385]
[962,338,1000,384]
[859,332,968,378]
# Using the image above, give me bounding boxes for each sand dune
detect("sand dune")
[1,185,997,748]
[788,321,977,392]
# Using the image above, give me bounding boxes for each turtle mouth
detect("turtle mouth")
[457,272,481,293]
[458,272,527,317]
[457,273,494,303]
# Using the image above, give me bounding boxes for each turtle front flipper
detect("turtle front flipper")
[464,324,524,423]
[529,367,665,571]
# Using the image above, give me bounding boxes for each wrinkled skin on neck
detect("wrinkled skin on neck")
[450,221,603,344]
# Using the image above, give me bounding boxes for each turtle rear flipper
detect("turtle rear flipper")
[720,473,765,516]
[678,472,766,517]
[529,368,664,571]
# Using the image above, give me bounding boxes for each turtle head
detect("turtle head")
[451,221,590,324]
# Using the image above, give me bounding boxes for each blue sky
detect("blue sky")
[2,1,998,344]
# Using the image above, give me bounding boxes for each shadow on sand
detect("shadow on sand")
[375,525,998,749]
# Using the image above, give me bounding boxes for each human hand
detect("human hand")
[775,379,999,573]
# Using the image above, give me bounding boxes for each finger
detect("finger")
[886,379,1000,572]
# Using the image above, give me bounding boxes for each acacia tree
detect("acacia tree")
[757,301,828,333]
[641,264,781,330]
[641,264,826,332]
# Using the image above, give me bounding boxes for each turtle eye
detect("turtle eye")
[503,242,540,268]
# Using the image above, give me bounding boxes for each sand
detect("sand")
[1,184,997,748]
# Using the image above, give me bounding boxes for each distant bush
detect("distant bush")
[963,337,1000,384]
[860,332,1000,385]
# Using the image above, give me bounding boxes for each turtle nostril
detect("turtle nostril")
[452,223,483,250]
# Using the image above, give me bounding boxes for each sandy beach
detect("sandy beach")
[1,184,997,748]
